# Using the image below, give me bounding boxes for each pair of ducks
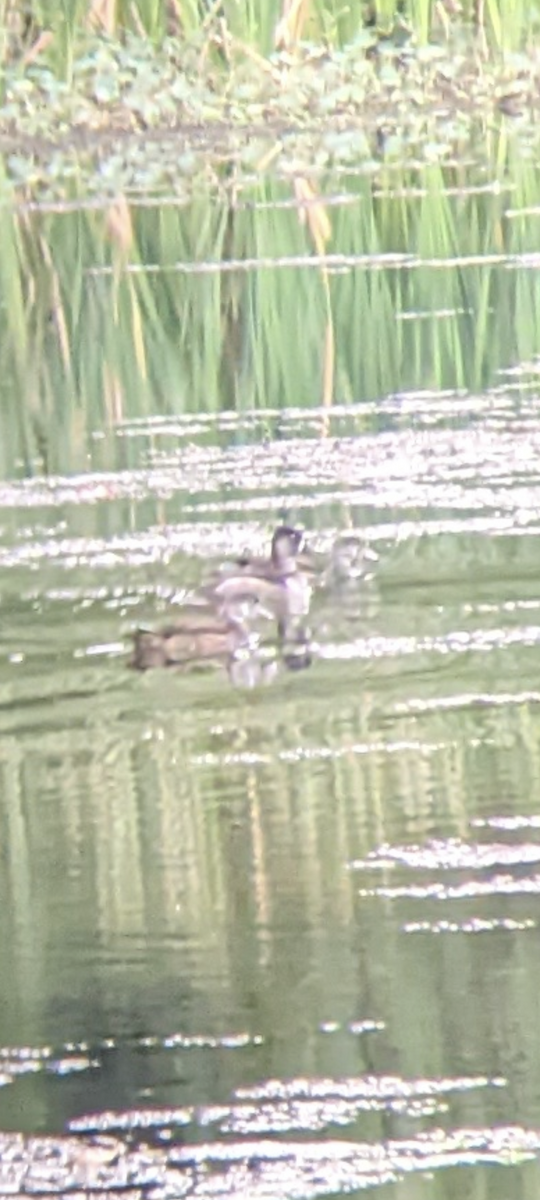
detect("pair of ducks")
[130,525,309,672]
[130,524,378,673]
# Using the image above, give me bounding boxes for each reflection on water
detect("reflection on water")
[1,398,540,1196]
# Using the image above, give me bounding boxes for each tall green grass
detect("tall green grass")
[1,141,540,478]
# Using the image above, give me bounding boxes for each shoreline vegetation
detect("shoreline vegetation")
[0,1,539,201]
[1,0,540,476]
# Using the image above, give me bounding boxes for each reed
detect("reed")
[1,0,539,74]
[2,135,540,478]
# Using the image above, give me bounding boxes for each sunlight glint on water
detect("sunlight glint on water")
[1,392,540,1200]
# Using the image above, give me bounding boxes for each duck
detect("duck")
[208,525,312,620]
[129,598,260,671]
[330,534,379,582]
[233,525,305,577]
[300,533,379,586]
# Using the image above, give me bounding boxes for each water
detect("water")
[0,390,539,1194]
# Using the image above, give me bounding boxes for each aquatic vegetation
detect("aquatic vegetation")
[0,0,539,204]
[0,0,538,475]
[2,147,540,478]
[0,27,539,203]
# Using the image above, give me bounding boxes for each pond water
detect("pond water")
[1,383,540,1198]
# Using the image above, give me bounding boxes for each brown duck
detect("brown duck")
[129,601,257,671]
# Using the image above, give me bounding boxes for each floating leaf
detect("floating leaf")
[93,74,119,103]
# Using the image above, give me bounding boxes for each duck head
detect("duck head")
[269,525,305,573]
[235,524,305,577]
